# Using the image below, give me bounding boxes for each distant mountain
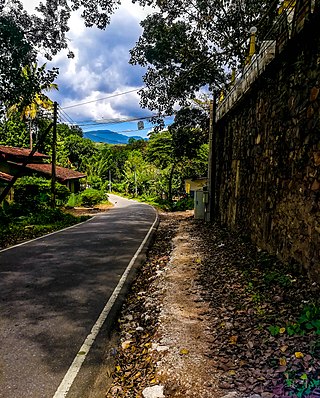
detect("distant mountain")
[83,129,146,144]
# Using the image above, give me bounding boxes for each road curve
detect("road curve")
[0,195,157,398]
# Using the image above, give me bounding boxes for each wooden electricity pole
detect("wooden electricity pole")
[51,102,58,208]
[0,123,53,205]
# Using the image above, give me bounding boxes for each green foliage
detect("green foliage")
[172,196,194,211]
[123,150,160,197]
[66,193,82,208]
[130,1,278,115]
[0,0,121,116]
[0,206,89,250]
[268,305,320,337]
[87,175,103,190]
[147,131,174,168]
[13,176,70,213]
[80,188,104,206]
[268,325,281,337]
[284,370,320,397]
[109,181,126,193]
[0,15,36,110]
[57,123,83,138]
[64,135,98,171]
[263,270,293,288]
[0,113,29,147]
[0,205,10,226]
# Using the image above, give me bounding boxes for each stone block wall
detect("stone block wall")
[213,12,320,281]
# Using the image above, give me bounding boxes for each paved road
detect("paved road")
[0,195,157,398]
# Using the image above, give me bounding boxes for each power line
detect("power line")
[56,1,282,118]
[61,89,141,110]
[58,106,77,125]
[57,112,70,125]
[84,126,151,135]
[79,114,161,124]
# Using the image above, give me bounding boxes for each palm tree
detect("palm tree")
[8,63,58,148]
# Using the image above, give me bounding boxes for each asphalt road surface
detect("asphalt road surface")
[0,195,157,398]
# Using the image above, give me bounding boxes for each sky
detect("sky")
[22,0,171,138]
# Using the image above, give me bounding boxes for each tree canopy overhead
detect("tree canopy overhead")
[1,0,279,119]
[130,0,279,115]
[0,0,121,114]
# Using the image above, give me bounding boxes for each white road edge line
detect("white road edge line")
[0,217,94,253]
[53,209,158,398]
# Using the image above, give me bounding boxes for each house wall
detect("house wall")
[212,9,320,281]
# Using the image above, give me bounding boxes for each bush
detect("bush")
[0,205,10,226]
[0,207,89,250]
[81,188,104,206]
[13,176,70,214]
[67,193,82,207]
[172,196,194,211]
[107,181,126,193]
[87,175,103,190]
[28,208,67,224]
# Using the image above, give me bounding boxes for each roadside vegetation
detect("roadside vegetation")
[0,110,206,249]
[0,176,90,250]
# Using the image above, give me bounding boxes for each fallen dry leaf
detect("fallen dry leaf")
[121,340,133,350]
[229,335,238,344]
[294,352,304,358]
[280,345,288,353]
[279,357,287,366]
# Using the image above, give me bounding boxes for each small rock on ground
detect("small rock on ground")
[142,385,165,398]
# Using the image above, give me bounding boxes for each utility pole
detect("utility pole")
[109,170,112,193]
[134,166,138,197]
[51,102,58,208]
[0,122,54,205]
[205,95,217,222]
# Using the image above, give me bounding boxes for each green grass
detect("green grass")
[0,208,89,250]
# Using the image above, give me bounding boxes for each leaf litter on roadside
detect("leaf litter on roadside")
[105,214,320,398]
[106,213,182,398]
[196,221,320,397]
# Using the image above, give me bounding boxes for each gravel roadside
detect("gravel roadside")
[104,211,320,398]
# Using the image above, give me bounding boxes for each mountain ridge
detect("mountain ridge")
[83,129,146,144]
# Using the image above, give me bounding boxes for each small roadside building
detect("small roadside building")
[23,163,86,193]
[0,145,86,196]
[185,177,208,198]
[185,177,209,220]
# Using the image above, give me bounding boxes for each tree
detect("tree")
[0,0,120,114]
[168,106,209,159]
[146,130,178,201]
[0,113,29,147]
[64,135,98,171]
[1,0,120,60]
[0,15,35,111]
[0,14,59,115]
[130,0,279,115]
[124,150,159,196]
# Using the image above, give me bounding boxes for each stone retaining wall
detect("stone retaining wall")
[213,11,320,281]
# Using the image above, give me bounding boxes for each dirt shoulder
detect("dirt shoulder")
[104,212,320,398]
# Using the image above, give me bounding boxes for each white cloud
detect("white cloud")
[20,0,159,137]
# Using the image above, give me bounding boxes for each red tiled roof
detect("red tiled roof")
[0,172,13,182]
[0,145,49,159]
[25,163,86,182]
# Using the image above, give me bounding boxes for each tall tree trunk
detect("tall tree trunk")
[168,162,176,203]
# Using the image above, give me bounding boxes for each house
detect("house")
[185,177,208,198]
[0,145,86,195]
